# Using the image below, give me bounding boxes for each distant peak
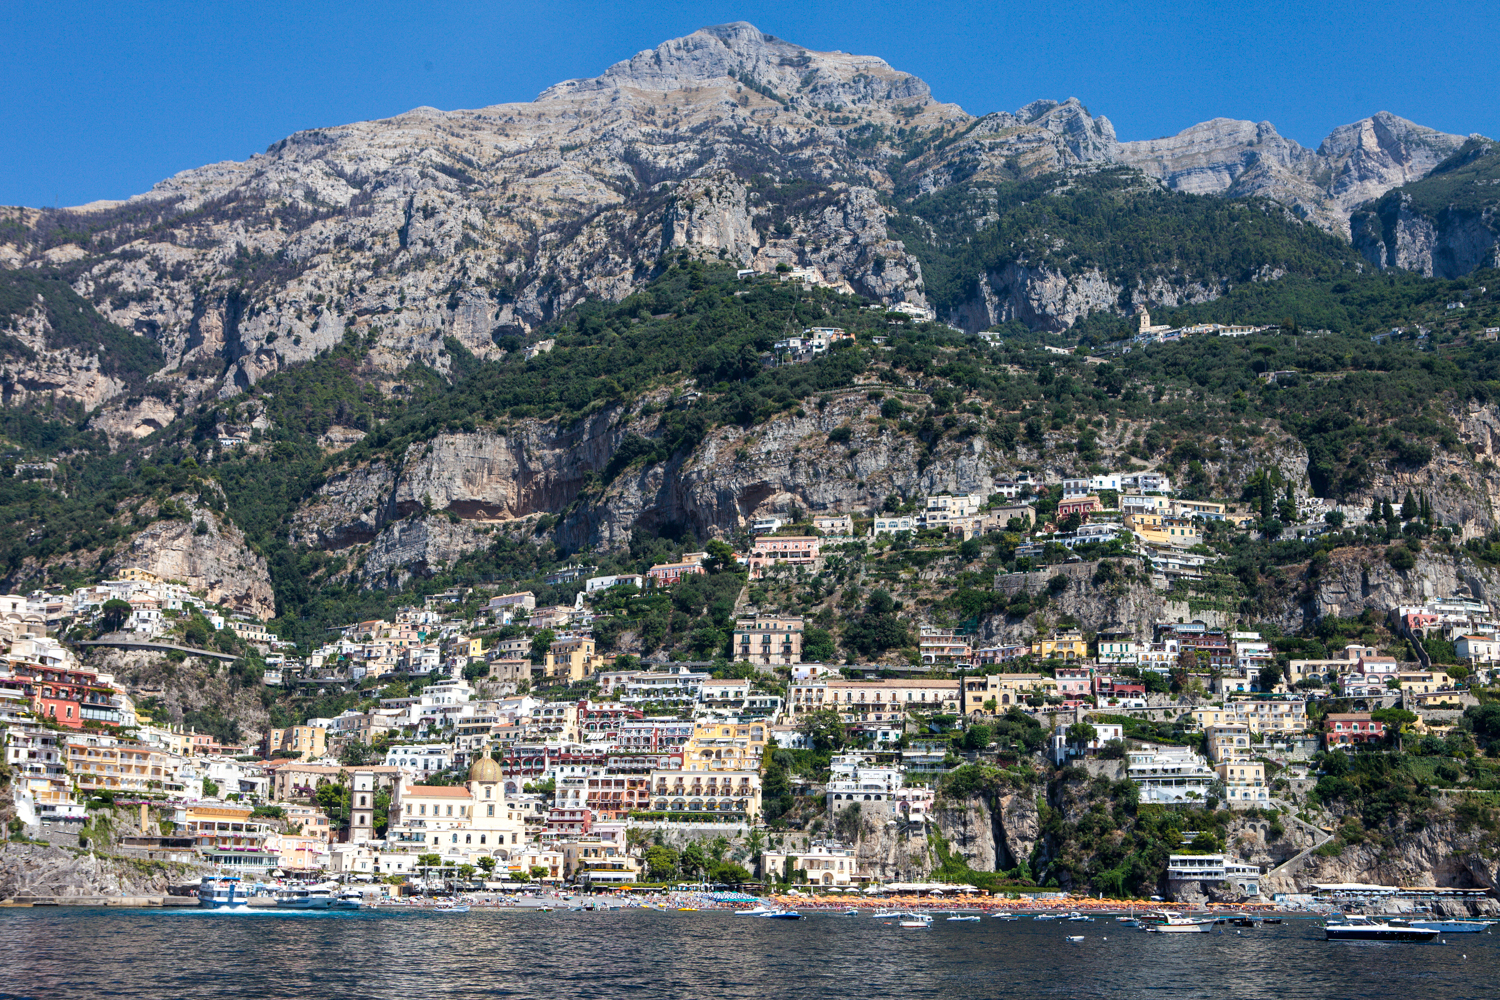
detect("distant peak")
[538,23,930,107]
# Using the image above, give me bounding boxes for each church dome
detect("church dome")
[469,754,502,783]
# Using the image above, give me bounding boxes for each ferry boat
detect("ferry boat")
[332,889,365,910]
[1324,916,1439,942]
[198,875,251,909]
[273,884,336,909]
[898,912,933,929]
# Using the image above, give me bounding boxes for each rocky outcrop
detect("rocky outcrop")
[991,559,1164,644]
[83,646,271,739]
[1120,111,1466,234]
[1306,546,1500,622]
[0,842,204,900]
[1351,139,1500,277]
[106,495,275,619]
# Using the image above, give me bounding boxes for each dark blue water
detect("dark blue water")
[0,909,1493,999]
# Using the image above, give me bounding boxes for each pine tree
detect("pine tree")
[1383,501,1396,525]
[1368,495,1382,522]
[1401,490,1418,520]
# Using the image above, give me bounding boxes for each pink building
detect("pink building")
[748,536,820,578]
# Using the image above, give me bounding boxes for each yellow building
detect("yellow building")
[787,679,960,722]
[1125,512,1201,547]
[1398,670,1455,696]
[1204,722,1252,763]
[115,567,161,583]
[1192,698,1307,735]
[682,721,768,772]
[1216,759,1268,806]
[67,739,184,794]
[1030,632,1087,661]
[265,725,327,761]
[545,635,599,681]
[647,768,762,820]
[961,673,1060,712]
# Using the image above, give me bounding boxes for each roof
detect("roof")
[405,784,473,797]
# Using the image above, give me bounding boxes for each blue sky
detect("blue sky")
[3,1,1494,208]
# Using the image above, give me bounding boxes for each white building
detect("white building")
[1167,853,1261,896]
[1127,744,1217,803]
[383,744,454,775]
[825,753,905,809]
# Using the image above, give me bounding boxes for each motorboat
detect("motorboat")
[198,875,251,909]
[872,909,902,919]
[735,904,780,916]
[1324,916,1439,942]
[1066,911,1093,922]
[433,900,470,914]
[1066,935,1085,943]
[898,912,933,929]
[1407,918,1493,934]
[1144,912,1216,934]
[332,889,365,910]
[990,912,1018,920]
[273,884,336,909]
[761,909,804,920]
[1034,913,1061,921]
[843,908,860,916]
[947,914,981,922]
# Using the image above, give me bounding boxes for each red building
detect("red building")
[2,662,121,729]
[1324,713,1389,748]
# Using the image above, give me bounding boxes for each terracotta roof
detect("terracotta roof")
[406,785,473,797]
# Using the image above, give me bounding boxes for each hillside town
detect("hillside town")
[3,467,1492,907]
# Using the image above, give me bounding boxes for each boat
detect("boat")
[897,912,933,929]
[761,909,804,920]
[843,908,860,916]
[198,875,251,909]
[1407,918,1493,934]
[735,904,780,916]
[1034,913,1061,921]
[947,914,981,922]
[677,906,698,912]
[990,912,1018,921]
[1116,916,1140,926]
[1324,916,1439,942]
[872,909,902,919]
[433,900,470,913]
[332,889,365,910]
[1066,911,1093,922]
[1066,935,1086,943]
[273,884,336,909]
[1144,912,1216,934]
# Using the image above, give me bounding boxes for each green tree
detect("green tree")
[1258,662,1285,692]
[703,539,738,573]
[201,778,220,798]
[417,852,442,868]
[709,861,752,886]
[529,628,556,664]
[1400,490,1418,520]
[1065,722,1098,750]
[960,723,993,752]
[801,626,836,662]
[476,856,497,874]
[797,707,849,752]
[645,845,680,881]
[100,598,132,632]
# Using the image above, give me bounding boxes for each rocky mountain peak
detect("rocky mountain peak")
[539,21,930,107]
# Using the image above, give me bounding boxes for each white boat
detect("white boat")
[1324,915,1438,942]
[1066,935,1085,943]
[735,904,780,916]
[990,912,1019,921]
[433,901,470,913]
[332,889,365,910]
[843,908,860,916]
[1066,911,1093,922]
[872,909,902,919]
[1407,918,1492,934]
[897,912,933,929]
[1034,913,1061,921]
[946,914,981,922]
[274,884,336,909]
[198,876,251,909]
[1144,912,1216,934]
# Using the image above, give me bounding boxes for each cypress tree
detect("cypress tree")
[1401,491,1418,520]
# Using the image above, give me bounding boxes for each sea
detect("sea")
[0,908,1494,999]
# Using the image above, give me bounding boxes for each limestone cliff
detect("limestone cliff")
[106,493,276,619]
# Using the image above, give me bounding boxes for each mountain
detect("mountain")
[1351,137,1500,277]
[0,22,1475,433]
[2,22,1499,634]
